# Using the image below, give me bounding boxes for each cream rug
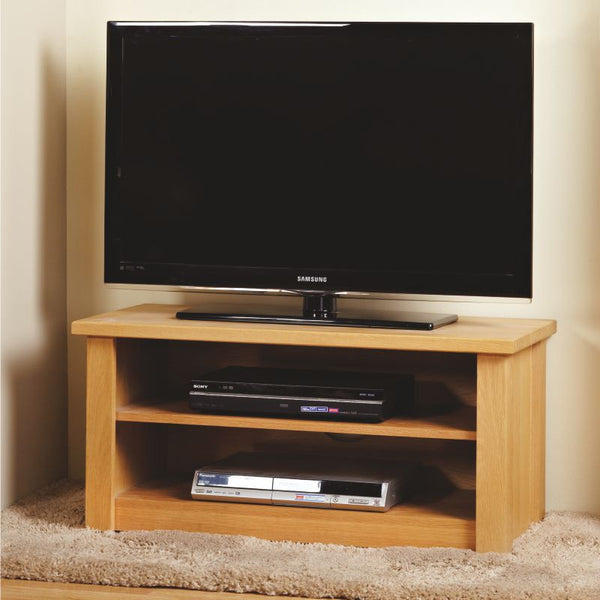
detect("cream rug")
[1,480,599,599]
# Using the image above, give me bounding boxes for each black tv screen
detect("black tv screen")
[105,22,533,298]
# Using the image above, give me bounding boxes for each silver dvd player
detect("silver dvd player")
[191,452,417,512]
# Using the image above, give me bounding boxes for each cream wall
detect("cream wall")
[1,0,67,508]
[66,1,600,511]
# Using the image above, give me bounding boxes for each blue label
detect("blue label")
[295,494,327,502]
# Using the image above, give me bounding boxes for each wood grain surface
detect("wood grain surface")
[116,400,476,440]
[1,580,309,600]
[72,304,556,355]
[475,341,547,552]
[115,479,476,549]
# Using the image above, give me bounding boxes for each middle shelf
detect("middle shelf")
[117,400,476,440]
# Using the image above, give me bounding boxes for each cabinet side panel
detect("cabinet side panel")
[476,346,543,552]
[476,353,513,551]
[85,337,117,529]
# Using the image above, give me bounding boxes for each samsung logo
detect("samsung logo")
[297,275,328,283]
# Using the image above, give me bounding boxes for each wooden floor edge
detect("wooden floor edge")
[1,579,320,600]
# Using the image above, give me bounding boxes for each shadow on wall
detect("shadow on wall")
[4,47,68,506]
[571,327,600,505]
[65,35,104,481]
[558,285,600,511]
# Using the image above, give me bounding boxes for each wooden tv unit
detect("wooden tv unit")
[72,304,556,552]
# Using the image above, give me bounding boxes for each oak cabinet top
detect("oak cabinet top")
[72,303,556,355]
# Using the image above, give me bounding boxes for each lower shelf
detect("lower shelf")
[115,479,476,549]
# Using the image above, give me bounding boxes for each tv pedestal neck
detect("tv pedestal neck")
[176,292,458,331]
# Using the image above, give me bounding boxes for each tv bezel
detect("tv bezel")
[104,21,534,301]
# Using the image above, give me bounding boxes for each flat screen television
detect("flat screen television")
[105,21,533,329]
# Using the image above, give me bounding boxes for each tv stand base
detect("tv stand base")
[176,293,457,330]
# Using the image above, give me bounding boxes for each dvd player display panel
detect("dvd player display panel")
[188,366,414,423]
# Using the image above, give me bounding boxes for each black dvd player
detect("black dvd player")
[188,366,414,422]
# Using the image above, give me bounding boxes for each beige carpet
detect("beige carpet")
[1,481,599,600]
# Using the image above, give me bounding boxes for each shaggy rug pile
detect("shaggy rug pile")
[1,480,599,599]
